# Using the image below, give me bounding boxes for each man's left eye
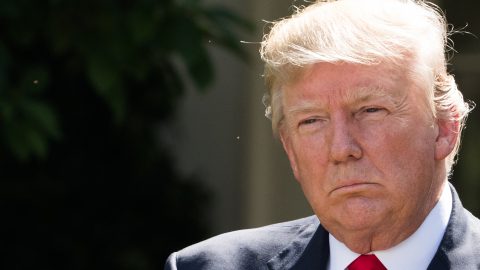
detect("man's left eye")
[364,107,382,113]
[356,107,388,120]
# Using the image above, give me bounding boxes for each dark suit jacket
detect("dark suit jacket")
[165,184,480,269]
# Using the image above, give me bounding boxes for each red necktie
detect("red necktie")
[347,254,387,270]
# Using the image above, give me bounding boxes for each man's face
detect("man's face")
[279,62,449,251]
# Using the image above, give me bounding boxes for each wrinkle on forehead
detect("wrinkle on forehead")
[284,85,404,117]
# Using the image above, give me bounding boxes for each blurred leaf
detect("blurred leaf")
[0,100,14,122]
[162,13,215,89]
[1,99,60,160]
[24,126,48,159]
[185,45,214,91]
[4,123,30,160]
[87,56,126,124]
[20,99,61,139]
[87,56,117,93]
[4,121,48,161]
[127,8,156,44]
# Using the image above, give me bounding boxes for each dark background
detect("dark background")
[0,0,478,269]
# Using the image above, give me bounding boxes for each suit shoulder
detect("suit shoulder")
[464,208,480,239]
[169,216,319,269]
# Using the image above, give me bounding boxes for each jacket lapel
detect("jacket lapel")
[267,217,330,270]
[427,183,480,269]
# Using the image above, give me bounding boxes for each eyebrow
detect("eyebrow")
[286,101,325,116]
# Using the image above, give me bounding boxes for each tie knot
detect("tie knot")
[347,254,387,270]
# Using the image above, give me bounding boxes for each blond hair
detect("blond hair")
[260,0,473,171]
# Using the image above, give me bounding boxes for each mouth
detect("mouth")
[330,181,377,195]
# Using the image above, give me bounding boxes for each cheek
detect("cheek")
[292,134,329,176]
[364,116,434,158]
[289,135,331,198]
[364,122,436,190]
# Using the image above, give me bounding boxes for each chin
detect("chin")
[339,215,383,231]
[337,199,387,229]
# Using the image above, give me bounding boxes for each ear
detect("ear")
[279,128,300,180]
[434,118,459,160]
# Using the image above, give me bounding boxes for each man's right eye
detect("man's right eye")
[300,118,319,125]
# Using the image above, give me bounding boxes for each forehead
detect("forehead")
[283,62,411,107]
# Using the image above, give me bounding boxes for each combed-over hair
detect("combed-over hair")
[260,0,473,171]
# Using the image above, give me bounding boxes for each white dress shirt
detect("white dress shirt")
[327,184,452,270]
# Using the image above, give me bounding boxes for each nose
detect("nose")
[328,115,362,163]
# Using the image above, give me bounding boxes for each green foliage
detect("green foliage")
[0,0,252,160]
[0,0,251,269]
[0,62,61,160]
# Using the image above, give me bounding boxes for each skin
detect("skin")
[279,62,459,254]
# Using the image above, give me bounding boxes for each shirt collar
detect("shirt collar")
[328,183,452,270]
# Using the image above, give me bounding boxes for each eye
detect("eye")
[356,106,388,121]
[300,118,319,125]
[297,117,325,133]
[364,107,382,113]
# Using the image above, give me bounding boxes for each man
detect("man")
[165,0,479,269]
